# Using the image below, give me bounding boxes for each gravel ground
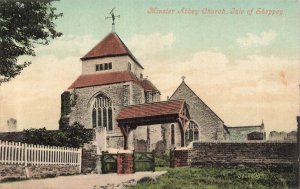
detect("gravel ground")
[0,171,167,189]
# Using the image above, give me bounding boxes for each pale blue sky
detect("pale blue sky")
[52,0,299,59]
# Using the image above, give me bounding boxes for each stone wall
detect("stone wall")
[0,164,80,182]
[81,144,100,174]
[226,125,264,141]
[269,130,297,142]
[170,82,223,141]
[62,81,146,149]
[171,141,298,168]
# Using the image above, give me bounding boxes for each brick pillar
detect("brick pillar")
[117,153,133,174]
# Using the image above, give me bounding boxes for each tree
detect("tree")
[0,0,62,83]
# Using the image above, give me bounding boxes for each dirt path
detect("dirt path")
[0,171,166,189]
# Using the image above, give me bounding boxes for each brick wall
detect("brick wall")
[171,141,298,168]
[170,149,194,168]
[0,164,80,182]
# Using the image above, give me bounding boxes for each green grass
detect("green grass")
[129,166,298,189]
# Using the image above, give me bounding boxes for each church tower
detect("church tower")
[59,31,160,148]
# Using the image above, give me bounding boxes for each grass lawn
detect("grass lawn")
[129,166,298,189]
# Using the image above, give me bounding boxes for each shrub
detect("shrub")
[21,122,92,148]
[155,152,170,167]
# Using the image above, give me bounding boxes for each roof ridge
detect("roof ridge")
[170,81,224,123]
[122,99,184,108]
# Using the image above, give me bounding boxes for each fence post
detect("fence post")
[24,143,27,166]
[78,148,82,173]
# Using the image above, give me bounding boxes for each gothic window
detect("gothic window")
[92,94,113,130]
[171,124,175,145]
[123,85,130,106]
[185,121,199,145]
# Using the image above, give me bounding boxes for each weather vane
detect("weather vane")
[105,8,120,32]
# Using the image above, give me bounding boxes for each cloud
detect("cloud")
[237,30,277,47]
[143,51,298,134]
[126,32,175,58]
[36,35,96,56]
[0,54,81,130]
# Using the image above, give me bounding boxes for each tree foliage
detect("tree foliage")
[0,0,62,83]
[21,122,94,148]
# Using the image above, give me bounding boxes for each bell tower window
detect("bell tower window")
[96,63,112,71]
[92,94,113,130]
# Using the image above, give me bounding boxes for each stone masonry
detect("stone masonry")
[170,81,225,141]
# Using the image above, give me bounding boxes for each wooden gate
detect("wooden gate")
[101,153,117,173]
[133,152,155,172]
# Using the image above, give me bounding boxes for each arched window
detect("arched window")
[185,121,199,144]
[171,124,175,145]
[92,94,113,130]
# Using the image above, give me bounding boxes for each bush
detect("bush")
[155,152,170,167]
[21,122,92,148]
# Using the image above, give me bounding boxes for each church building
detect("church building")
[59,32,190,151]
[60,31,265,152]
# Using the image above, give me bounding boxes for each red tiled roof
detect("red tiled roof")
[68,71,136,89]
[68,71,160,92]
[140,79,159,92]
[117,100,184,120]
[81,32,143,69]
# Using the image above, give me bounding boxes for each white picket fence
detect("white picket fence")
[0,140,82,168]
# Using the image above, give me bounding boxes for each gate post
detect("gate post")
[170,149,174,168]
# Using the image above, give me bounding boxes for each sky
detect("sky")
[0,0,299,135]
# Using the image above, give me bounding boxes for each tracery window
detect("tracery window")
[92,94,113,130]
[185,121,199,144]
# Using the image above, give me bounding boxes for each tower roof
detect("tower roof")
[81,32,143,69]
[68,71,159,93]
